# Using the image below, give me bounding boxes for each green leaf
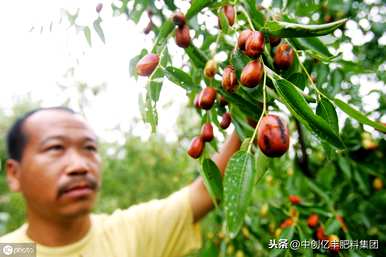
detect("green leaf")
[151,20,174,54]
[264,19,347,37]
[334,98,386,132]
[201,159,223,207]
[241,0,265,29]
[337,156,351,180]
[353,167,370,196]
[93,17,105,43]
[316,97,339,133]
[255,149,270,184]
[148,47,169,102]
[224,151,256,237]
[186,0,213,20]
[270,226,295,257]
[163,66,200,91]
[130,0,148,23]
[273,78,344,149]
[315,96,339,159]
[290,37,334,59]
[305,178,334,211]
[329,68,344,95]
[288,72,307,90]
[314,63,329,88]
[185,44,208,68]
[325,218,341,234]
[83,26,91,46]
[164,0,177,10]
[218,7,230,33]
[144,91,158,133]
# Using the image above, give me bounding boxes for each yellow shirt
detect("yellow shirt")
[0,187,202,257]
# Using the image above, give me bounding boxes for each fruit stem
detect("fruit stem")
[239,6,255,31]
[247,57,267,154]
[211,32,222,57]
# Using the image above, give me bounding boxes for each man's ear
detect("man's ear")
[6,159,21,192]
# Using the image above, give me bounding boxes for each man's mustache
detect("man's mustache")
[57,175,99,198]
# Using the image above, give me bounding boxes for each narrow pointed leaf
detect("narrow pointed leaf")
[273,79,344,149]
[334,98,386,132]
[316,97,339,133]
[264,18,347,37]
[201,159,223,207]
[93,17,105,43]
[224,151,256,237]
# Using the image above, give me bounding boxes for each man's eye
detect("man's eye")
[47,145,64,151]
[85,145,97,152]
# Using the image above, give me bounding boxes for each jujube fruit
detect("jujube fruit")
[218,95,228,106]
[274,43,294,70]
[136,53,159,76]
[171,11,186,27]
[187,136,205,159]
[199,87,217,110]
[245,31,265,58]
[240,60,264,88]
[269,35,281,47]
[223,5,235,26]
[288,195,301,205]
[280,218,294,228]
[328,235,340,254]
[194,95,201,109]
[96,3,103,13]
[175,24,191,48]
[201,123,214,142]
[222,65,237,92]
[315,226,328,241]
[238,29,253,51]
[307,214,319,228]
[257,114,289,157]
[204,59,217,78]
[220,112,232,129]
[373,177,383,191]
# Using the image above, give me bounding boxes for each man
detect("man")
[0,107,241,257]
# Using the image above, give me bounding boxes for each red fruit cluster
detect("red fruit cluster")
[188,85,233,158]
[187,122,215,159]
[237,30,265,88]
[257,114,290,157]
[172,11,191,48]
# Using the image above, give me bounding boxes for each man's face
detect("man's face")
[15,110,101,220]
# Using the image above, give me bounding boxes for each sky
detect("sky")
[0,0,384,145]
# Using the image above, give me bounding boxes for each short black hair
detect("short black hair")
[6,107,76,161]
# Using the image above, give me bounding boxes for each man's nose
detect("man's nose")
[65,150,90,176]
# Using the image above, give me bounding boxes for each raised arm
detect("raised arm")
[189,130,241,223]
